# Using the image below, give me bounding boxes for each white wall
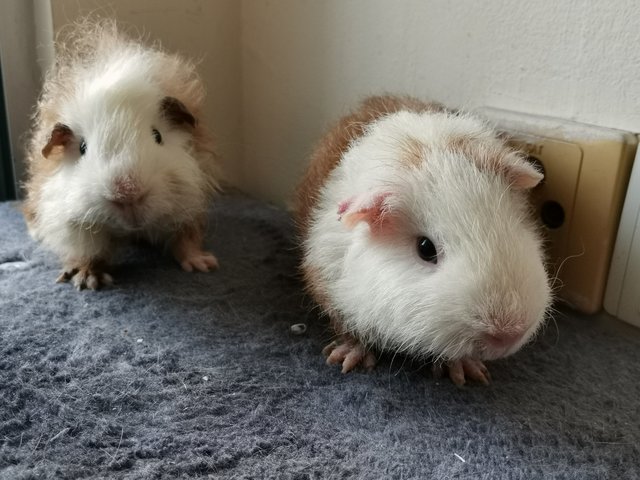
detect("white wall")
[49,0,243,187]
[241,0,640,206]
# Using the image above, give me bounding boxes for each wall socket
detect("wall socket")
[478,107,637,314]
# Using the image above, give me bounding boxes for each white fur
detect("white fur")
[30,40,210,265]
[303,111,551,362]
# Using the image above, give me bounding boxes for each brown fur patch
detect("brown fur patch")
[191,121,221,195]
[448,133,520,180]
[294,94,445,236]
[301,263,334,316]
[399,136,428,169]
[22,145,69,230]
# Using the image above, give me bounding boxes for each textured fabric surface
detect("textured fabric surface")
[1,195,639,480]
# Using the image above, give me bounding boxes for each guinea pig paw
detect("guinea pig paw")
[179,252,219,273]
[323,338,376,373]
[57,266,113,291]
[444,358,491,387]
[56,268,79,284]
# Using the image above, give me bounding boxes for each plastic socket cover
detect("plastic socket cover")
[478,107,637,314]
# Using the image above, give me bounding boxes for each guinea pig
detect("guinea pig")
[23,19,220,290]
[295,95,551,385]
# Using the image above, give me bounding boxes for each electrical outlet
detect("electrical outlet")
[478,107,637,314]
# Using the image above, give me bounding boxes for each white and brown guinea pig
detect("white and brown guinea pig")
[23,19,220,290]
[295,95,551,386]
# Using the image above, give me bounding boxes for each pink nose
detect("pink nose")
[112,175,143,206]
[484,331,524,350]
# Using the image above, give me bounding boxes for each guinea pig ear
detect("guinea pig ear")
[160,97,196,129]
[338,191,395,235]
[504,160,544,190]
[41,123,74,158]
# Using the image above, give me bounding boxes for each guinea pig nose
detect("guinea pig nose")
[484,331,524,349]
[112,175,142,204]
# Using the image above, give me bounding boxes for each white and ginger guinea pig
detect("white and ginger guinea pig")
[296,95,551,386]
[23,20,220,290]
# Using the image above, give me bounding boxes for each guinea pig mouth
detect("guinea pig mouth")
[109,200,147,230]
[478,332,526,360]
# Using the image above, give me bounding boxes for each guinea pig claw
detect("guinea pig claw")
[74,270,113,291]
[445,358,491,387]
[323,337,376,373]
[321,341,339,357]
[179,252,219,273]
[56,268,79,283]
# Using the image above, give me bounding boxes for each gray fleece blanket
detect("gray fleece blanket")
[1,195,639,480]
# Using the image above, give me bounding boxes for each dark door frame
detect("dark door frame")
[0,59,16,201]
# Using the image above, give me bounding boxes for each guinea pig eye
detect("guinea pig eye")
[417,236,438,264]
[152,128,163,144]
[79,139,87,156]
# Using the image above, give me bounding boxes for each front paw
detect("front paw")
[432,358,491,386]
[178,251,219,273]
[323,335,377,373]
[56,266,113,291]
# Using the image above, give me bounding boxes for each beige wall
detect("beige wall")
[12,1,640,207]
[50,0,243,187]
[241,0,640,207]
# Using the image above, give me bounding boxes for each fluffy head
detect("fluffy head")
[302,100,551,362]
[23,20,218,259]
